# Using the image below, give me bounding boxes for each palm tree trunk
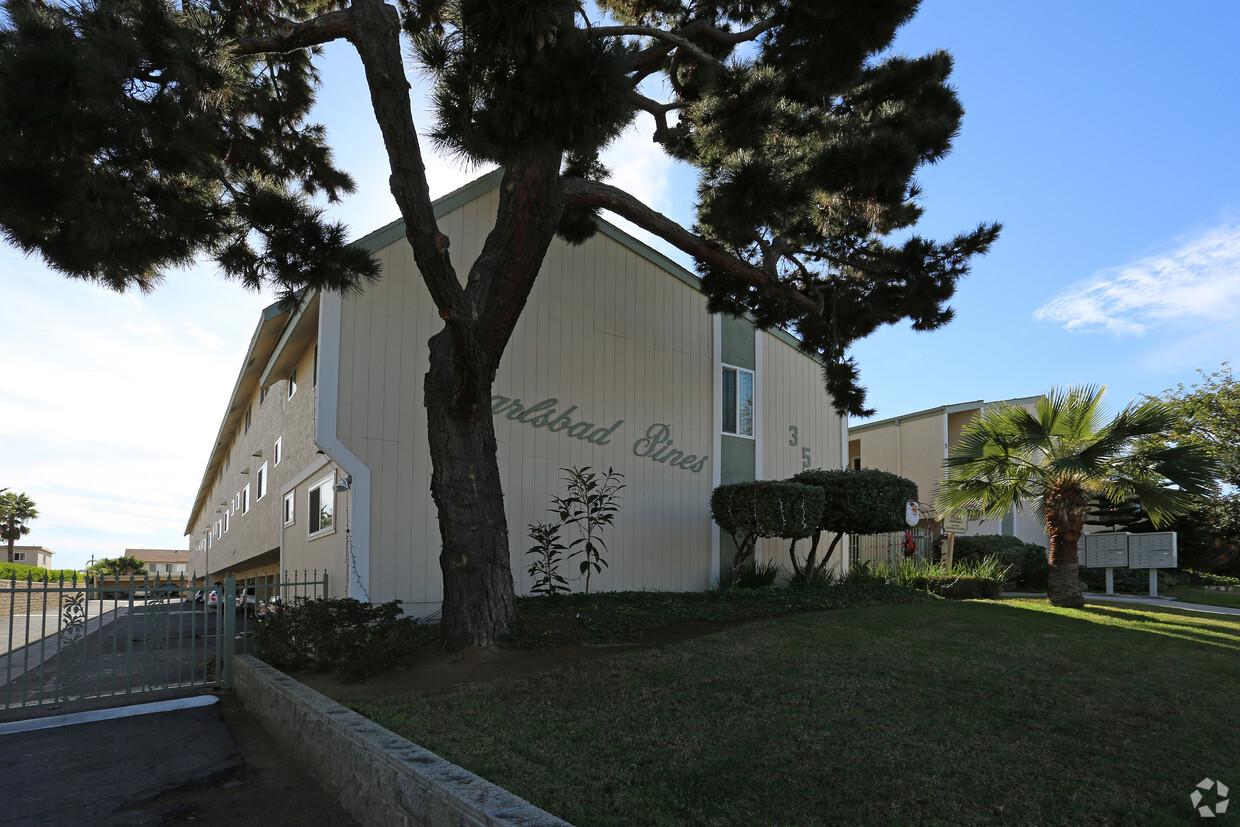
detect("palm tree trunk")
[1045,489,1086,609]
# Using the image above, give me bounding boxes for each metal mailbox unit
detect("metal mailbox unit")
[1080,532,1177,596]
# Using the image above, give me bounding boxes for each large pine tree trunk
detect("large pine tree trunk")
[422,156,565,648]
[426,331,514,649]
[1045,488,1086,609]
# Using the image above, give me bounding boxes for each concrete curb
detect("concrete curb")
[233,654,570,827]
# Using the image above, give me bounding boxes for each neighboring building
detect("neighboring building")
[9,546,54,568]
[848,397,1048,546]
[186,171,847,613]
[125,549,190,579]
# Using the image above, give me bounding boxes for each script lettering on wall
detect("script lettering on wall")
[491,395,709,473]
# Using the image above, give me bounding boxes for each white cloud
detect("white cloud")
[1033,217,1240,335]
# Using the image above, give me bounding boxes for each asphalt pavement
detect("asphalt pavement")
[0,696,242,826]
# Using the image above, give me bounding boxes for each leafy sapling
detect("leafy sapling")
[551,467,625,595]
[525,521,570,597]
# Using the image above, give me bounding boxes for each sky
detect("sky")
[3,1,1238,572]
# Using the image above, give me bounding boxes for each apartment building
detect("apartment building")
[186,171,847,613]
[848,397,1049,546]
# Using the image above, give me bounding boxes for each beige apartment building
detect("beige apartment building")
[848,397,1048,546]
[185,171,848,613]
[125,549,191,579]
[9,546,54,568]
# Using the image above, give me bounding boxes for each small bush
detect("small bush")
[723,559,783,590]
[952,535,1048,590]
[788,565,837,589]
[252,597,426,682]
[859,555,1010,600]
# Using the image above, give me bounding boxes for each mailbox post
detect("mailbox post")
[1081,532,1178,597]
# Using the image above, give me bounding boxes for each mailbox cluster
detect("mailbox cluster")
[1081,532,1178,569]
[1079,531,1178,597]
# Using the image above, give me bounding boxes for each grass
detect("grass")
[501,583,932,647]
[1163,585,1240,610]
[353,597,1240,826]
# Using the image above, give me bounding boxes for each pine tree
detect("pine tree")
[1,0,999,647]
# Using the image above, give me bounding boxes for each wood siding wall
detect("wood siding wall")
[335,188,719,607]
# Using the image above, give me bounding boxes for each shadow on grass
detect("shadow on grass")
[992,597,1240,653]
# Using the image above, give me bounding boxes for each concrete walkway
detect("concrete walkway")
[1005,591,1240,616]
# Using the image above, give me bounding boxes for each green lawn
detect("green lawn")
[354,599,1240,826]
[1164,586,1240,610]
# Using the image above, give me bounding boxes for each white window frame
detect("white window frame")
[273,437,282,466]
[222,510,230,534]
[241,484,251,515]
[283,491,296,527]
[13,552,25,562]
[288,368,298,399]
[721,364,756,438]
[257,462,268,500]
[308,475,335,537]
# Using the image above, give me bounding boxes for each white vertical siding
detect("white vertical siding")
[757,335,845,573]
[330,184,842,607]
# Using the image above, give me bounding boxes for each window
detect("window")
[274,437,282,466]
[313,346,319,387]
[288,368,298,399]
[244,405,251,433]
[257,462,268,500]
[283,491,296,526]
[308,476,335,536]
[853,457,862,471]
[232,493,239,513]
[260,385,268,405]
[13,552,25,562]
[241,484,251,515]
[722,366,755,437]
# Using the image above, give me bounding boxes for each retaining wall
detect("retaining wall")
[0,580,86,619]
[232,655,570,827]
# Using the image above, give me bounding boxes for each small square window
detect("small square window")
[308,476,335,536]
[722,365,755,437]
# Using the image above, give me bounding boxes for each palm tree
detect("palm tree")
[936,386,1218,608]
[0,490,39,564]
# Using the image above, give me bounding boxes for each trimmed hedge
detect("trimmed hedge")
[791,468,918,534]
[0,562,82,583]
[711,481,824,541]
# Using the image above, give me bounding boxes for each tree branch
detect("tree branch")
[348,0,467,320]
[561,178,820,316]
[589,24,720,66]
[620,16,779,74]
[230,8,361,56]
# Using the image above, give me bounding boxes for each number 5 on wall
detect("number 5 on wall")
[801,446,811,469]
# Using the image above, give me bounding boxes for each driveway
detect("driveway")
[0,693,357,826]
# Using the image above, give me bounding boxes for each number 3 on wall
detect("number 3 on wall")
[789,426,811,468]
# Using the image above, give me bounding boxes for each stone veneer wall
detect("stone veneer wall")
[232,655,570,827]
[0,580,86,619]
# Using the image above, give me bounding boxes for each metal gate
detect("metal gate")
[0,571,325,718]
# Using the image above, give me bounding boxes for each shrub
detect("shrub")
[252,597,425,682]
[788,468,918,583]
[0,563,81,583]
[952,534,1048,590]
[861,555,1010,600]
[711,481,823,575]
[722,559,783,589]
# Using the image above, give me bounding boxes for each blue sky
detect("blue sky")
[3,1,1238,571]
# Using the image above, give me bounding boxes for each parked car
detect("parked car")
[206,589,219,609]
[235,587,257,615]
